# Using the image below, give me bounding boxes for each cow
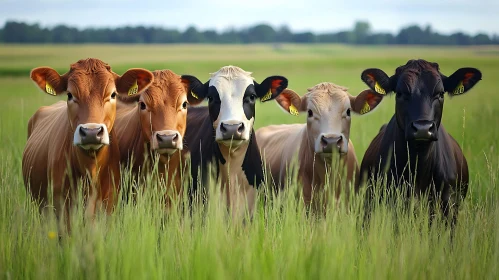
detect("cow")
[22,58,153,233]
[256,83,383,212]
[181,66,288,219]
[358,59,482,226]
[114,70,203,206]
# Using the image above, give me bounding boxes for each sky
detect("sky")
[1,0,498,35]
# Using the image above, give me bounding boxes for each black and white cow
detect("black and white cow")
[182,66,289,218]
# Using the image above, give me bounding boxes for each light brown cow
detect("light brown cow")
[22,58,153,232]
[114,70,202,205]
[256,83,383,212]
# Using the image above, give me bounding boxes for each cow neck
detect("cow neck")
[217,139,249,186]
[70,130,114,183]
[299,126,326,188]
[390,116,439,184]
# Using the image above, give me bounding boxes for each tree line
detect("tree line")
[2,20,498,45]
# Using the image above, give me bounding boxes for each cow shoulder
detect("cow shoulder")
[115,101,143,164]
[359,122,388,183]
[185,106,222,189]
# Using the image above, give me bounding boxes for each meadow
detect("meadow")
[0,44,498,279]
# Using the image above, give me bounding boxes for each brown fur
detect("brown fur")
[114,70,198,206]
[22,58,153,233]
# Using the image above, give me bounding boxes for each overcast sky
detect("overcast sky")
[1,0,498,35]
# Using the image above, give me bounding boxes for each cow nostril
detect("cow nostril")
[96,127,103,137]
[337,135,343,143]
[172,133,179,141]
[321,136,328,147]
[237,123,244,133]
[220,123,227,133]
[79,127,87,137]
[156,133,163,142]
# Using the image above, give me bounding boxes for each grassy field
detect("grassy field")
[0,44,498,279]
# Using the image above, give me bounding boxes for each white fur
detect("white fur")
[209,66,255,144]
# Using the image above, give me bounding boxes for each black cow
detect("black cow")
[359,59,482,226]
[181,65,288,219]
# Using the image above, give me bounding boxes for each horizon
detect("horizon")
[1,0,498,36]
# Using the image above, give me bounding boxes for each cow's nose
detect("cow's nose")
[321,135,343,153]
[220,122,244,140]
[79,126,103,145]
[411,120,437,141]
[156,132,179,149]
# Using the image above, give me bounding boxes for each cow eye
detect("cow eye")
[346,108,351,117]
[439,92,445,99]
[182,101,188,109]
[207,96,213,102]
[249,94,256,101]
[111,92,116,99]
[67,92,73,101]
[308,109,313,118]
[139,101,146,110]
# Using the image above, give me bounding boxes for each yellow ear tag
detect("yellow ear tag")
[374,82,386,95]
[261,89,272,102]
[45,83,56,95]
[360,102,371,115]
[453,81,465,95]
[128,80,139,96]
[289,104,299,116]
[191,90,199,99]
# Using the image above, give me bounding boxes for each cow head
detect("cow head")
[119,70,203,156]
[361,59,481,142]
[30,58,153,151]
[182,66,288,147]
[275,83,383,156]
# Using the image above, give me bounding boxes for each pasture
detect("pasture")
[1,44,498,279]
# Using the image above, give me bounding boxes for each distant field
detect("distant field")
[1,44,498,279]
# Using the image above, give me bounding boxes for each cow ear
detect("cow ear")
[444,68,482,96]
[274,89,302,116]
[361,68,392,95]
[116,68,154,97]
[254,76,288,102]
[30,67,67,96]
[350,89,384,115]
[181,75,208,105]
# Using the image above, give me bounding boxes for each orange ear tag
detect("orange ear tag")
[45,83,56,95]
[374,82,386,94]
[128,80,138,96]
[289,104,299,116]
[261,89,272,102]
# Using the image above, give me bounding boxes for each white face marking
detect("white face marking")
[73,123,110,150]
[210,70,255,145]
[306,86,352,155]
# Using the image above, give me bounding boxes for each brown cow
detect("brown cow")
[256,83,383,212]
[22,58,153,232]
[114,70,203,205]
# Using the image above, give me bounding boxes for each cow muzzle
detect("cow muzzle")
[73,123,110,150]
[218,121,246,146]
[320,134,346,155]
[407,120,437,141]
[152,130,182,155]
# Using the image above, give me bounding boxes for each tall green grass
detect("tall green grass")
[1,44,498,279]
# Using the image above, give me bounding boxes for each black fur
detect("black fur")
[359,59,481,226]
